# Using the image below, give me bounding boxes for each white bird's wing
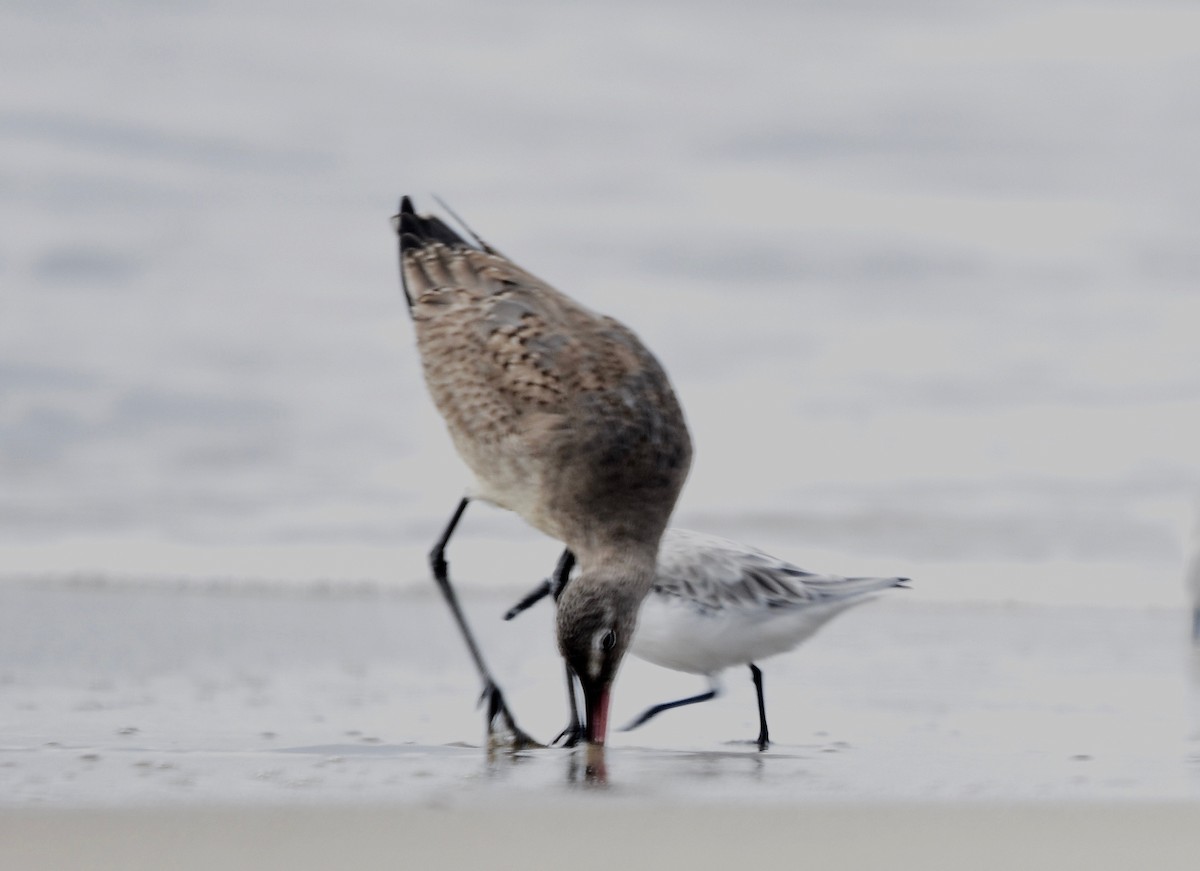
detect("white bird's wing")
[653,528,908,612]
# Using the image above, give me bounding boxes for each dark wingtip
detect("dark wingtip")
[394,195,489,311]
[395,195,472,252]
[394,196,416,307]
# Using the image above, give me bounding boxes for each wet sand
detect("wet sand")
[4,578,1200,867]
[3,578,1200,803]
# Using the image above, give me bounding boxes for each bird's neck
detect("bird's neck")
[574,540,659,594]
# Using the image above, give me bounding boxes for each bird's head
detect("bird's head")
[555,571,647,746]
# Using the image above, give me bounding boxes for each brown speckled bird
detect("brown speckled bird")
[393,196,692,748]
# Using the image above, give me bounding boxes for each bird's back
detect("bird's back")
[630,529,908,674]
[653,529,907,611]
[396,198,692,556]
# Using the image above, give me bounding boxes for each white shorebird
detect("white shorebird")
[394,197,692,749]
[507,528,908,749]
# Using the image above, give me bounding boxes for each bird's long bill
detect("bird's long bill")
[582,681,612,746]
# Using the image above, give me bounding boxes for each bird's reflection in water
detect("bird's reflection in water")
[565,744,608,788]
[474,739,609,788]
[563,743,780,793]
[479,736,541,782]
[477,736,787,793]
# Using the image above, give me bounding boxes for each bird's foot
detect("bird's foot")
[551,720,585,749]
[480,682,542,751]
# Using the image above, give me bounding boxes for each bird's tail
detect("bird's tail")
[393,195,468,249]
[391,195,475,308]
[799,574,910,604]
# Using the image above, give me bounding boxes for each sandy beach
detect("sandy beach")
[3,576,1200,871]
[3,578,1199,806]
[4,802,1200,871]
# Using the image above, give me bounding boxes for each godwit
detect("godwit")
[393,197,691,748]
[507,528,908,749]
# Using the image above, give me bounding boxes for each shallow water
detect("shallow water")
[3,579,1199,807]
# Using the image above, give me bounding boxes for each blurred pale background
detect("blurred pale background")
[3,0,1199,606]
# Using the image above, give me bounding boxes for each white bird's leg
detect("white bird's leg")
[429,496,538,749]
[749,664,770,751]
[620,677,721,732]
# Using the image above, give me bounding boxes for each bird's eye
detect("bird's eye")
[600,630,617,651]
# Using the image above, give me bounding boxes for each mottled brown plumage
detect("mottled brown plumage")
[406,247,689,557]
[395,196,692,746]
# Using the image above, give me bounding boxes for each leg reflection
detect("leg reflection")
[565,744,608,787]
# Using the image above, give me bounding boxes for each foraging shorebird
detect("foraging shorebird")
[394,197,692,747]
[507,528,908,749]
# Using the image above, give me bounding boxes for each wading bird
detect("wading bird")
[395,197,691,748]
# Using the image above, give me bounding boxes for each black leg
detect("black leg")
[504,578,552,621]
[750,664,769,751]
[620,689,718,732]
[1193,608,1200,643]
[429,497,538,749]
[502,547,581,746]
[549,548,580,746]
[549,548,576,600]
[502,547,574,621]
[551,665,585,747]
